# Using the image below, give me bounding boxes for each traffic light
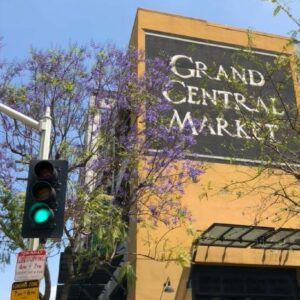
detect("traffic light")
[22,160,68,239]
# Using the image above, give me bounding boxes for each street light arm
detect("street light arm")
[0,102,40,131]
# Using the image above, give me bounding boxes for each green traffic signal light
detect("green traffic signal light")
[33,208,51,224]
[30,202,54,224]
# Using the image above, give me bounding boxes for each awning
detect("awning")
[196,223,300,250]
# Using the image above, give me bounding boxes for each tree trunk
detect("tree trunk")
[58,249,75,300]
[43,261,51,300]
[58,279,73,300]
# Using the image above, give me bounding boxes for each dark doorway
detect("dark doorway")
[191,265,299,300]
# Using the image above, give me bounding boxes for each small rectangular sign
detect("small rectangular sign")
[11,280,39,300]
[15,250,46,281]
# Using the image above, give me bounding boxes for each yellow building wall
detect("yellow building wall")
[128,8,300,300]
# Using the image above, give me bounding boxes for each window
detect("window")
[191,265,299,300]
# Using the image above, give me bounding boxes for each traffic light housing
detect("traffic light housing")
[22,160,68,239]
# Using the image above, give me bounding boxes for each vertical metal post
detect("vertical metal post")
[29,106,52,250]
[39,107,52,160]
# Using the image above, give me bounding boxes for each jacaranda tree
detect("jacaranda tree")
[0,44,203,299]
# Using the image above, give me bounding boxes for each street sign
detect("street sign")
[15,250,46,281]
[11,280,39,300]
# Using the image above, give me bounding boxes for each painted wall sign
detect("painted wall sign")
[145,32,298,165]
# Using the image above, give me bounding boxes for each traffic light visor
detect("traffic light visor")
[32,181,56,202]
[34,160,57,181]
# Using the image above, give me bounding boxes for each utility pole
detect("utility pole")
[0,103,52,250]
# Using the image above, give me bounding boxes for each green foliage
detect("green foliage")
[117,262,135,285]
[273,5,281,16]
[72,189,127,266]
[268,0,300,39]
[163,245,192,267]
[0,181,26,252]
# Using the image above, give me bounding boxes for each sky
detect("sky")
[1,0,300,61]
[1,0,300,299]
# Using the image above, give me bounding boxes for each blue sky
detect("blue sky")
[0,0,299,299]
[1,0,300,60]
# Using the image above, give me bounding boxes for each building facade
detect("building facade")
[128,9,300,300]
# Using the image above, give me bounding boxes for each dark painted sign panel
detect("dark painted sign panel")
[145,32,298,165]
